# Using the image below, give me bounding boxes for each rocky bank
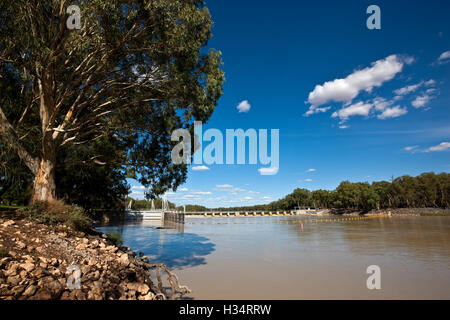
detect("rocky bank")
[0,216,189,300]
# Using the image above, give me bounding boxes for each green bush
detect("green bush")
[106,230,123,246]
[18,201,92,232]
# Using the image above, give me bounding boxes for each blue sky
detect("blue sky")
[129,0,450,207]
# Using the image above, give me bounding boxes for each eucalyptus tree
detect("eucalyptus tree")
[0,0,224,203]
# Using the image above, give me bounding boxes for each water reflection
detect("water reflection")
[98,219,215,269]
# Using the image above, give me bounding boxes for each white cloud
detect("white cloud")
[411,95,431,108]
[394,83,422,95]
[377,106,408,120]
[394,79,435,96]
[372,97,392,111]
[131,186,145,190]
[425,142,450,152]
[404,146,418,151]
[438,51,450,62]
[192,165,210,171]
[216,184,233,188]
[304,106,331,116]
[339,125,349,129]
[304,179,312,182]
[192,191,212,195]
[306,168,316,172]
[237,100,251,113]
[305,55,406,115]
[178,187,188,192]
[258,167,279,175]
[248,190,260,194]
[331,101,373,121]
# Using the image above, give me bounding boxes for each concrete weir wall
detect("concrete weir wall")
[163,211,185,224]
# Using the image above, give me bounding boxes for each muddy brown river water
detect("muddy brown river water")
[99,215,450,299]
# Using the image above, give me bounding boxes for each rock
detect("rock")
[39,262,48,269]
[119,253,130,266]
[126,282,149,295]
[11,285,25,297]
[35,247,45,254]
[31,288,52,300]
[87,258,97,266]
[60,291,71,300]
[106,246,118,253]
[75,244,87,250]
[68,289,86,300]
[81,265,90,275]
[0,257,12,268]
[0,285,12,296]
[5,262,20,276]
[20,262,35,272]
[143,292,155,300]
[87,286,104,300]
[36,277,63,298]
[16,242,27,250]
[50,258,59,267]
[50,269,61,277]
[7,275,21,286]
[3,220,15,227]
[23,285,37,296]
[31,268,48,279]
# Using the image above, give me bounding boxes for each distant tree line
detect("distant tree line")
[185,172,449,212]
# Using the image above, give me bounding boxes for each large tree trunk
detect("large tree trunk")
[30,69,58,203]
[30,157,57,203]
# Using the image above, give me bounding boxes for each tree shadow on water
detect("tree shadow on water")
[138,231,216,269]
[99,224,215,270]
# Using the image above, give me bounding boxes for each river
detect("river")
[98,215,450,299]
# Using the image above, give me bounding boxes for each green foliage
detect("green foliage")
[105,231,123,246]
[0,248,8,258]
[18,201,92,232]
